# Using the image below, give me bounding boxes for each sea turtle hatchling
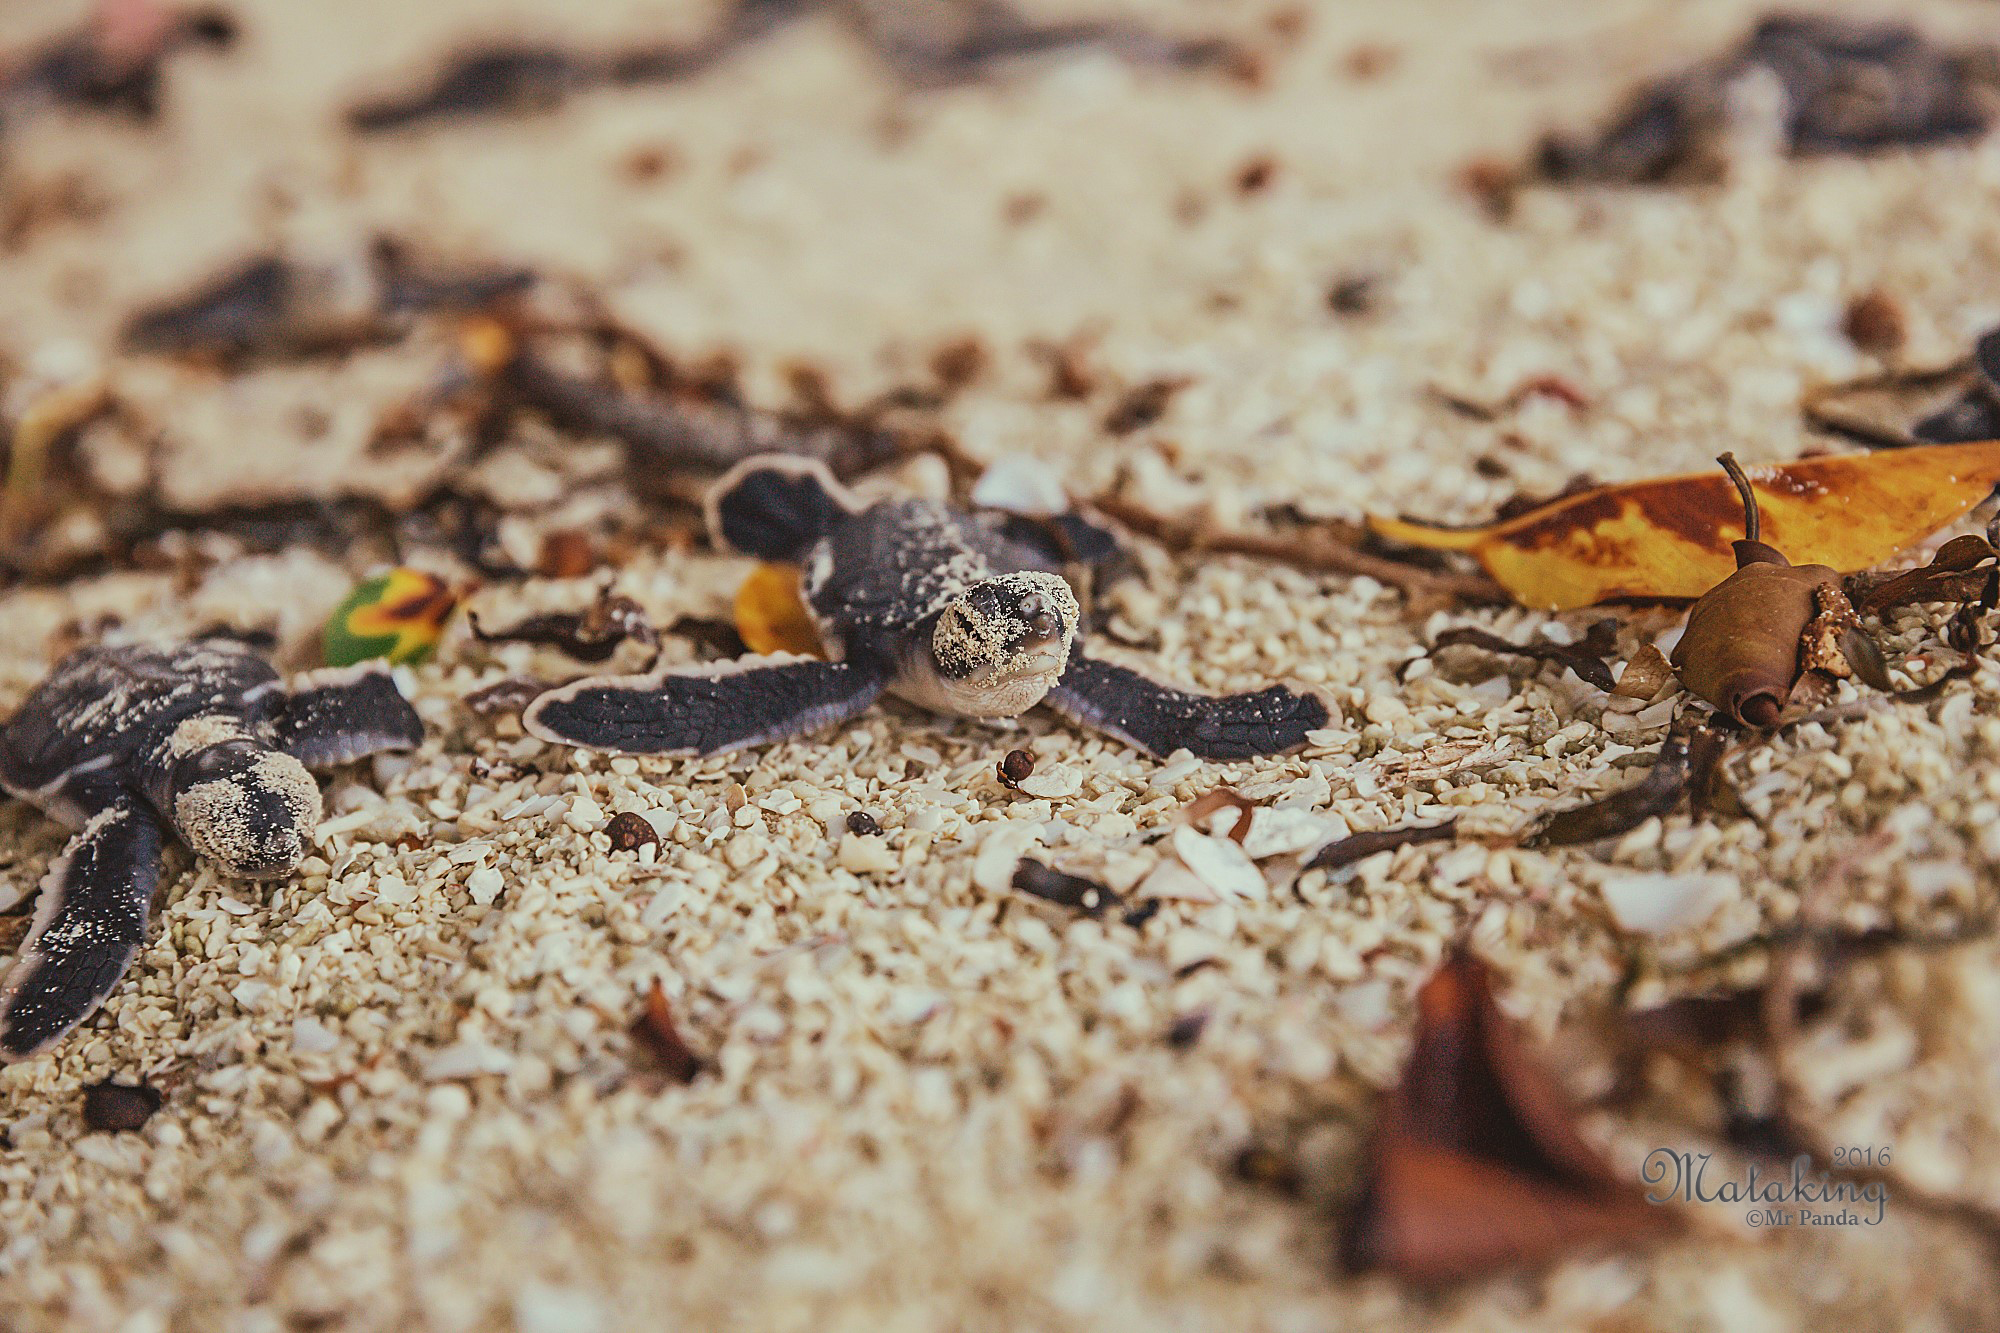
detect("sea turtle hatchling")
[525,456,1330,760]
[0,638,424,1061]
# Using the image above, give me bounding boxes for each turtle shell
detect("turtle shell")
[0,640,279,812]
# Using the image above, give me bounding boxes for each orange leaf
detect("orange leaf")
[1368,442,2000,609]
[733,563,824,656]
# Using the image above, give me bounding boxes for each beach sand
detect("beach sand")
[4,0,2000,1328]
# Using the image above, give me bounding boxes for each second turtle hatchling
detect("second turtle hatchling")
[525,456,1330,759]
[0,638,424,1060]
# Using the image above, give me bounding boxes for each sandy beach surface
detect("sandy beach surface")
[5,0,2000,1328]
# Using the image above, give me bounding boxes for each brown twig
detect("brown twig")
[1090,495,1506,604]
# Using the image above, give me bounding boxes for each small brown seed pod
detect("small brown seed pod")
[1670,454,1849,727]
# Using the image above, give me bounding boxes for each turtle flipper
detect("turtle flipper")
[705,455,855,561]
[0,797,162,1061]
[267,663,425,769]
[1044,652,1329,760]
[524,656,887,757]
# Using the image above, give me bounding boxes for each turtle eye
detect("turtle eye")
[1019,593,1060,645]
[177,740,255,786]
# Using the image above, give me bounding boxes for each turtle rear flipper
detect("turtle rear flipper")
[268,663,425,768]
[705,455,856,561]
[0,797,161,1062]
[524,656,886,757]
[1044,653,1329,760]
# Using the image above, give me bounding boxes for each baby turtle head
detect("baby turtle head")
[927,572,1079,717]
[170,739,322,878]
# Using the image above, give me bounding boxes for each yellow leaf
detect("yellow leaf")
[5,380,110,496]
[1367,442,2000,609]
[734,563,824,656]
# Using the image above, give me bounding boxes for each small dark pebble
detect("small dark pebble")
[1235,155,1278,193]
[1102,378,1189,435]
[1842,289,1907,355]
[998,749,1035,788]
[1232,1144,1303,1195]
[1165,1012,1210,1048]
[1120,899,1163,929]
[846,811,882,836]
[1326,273,1380,316]
[82,1079,163,1133]
[605,810,660,853]
[930,336,988,392]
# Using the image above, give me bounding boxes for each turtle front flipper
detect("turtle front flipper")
[0,797,163,1061]
[524,656,887,757]
[267,663,425,768]
[1043,652,1329,760]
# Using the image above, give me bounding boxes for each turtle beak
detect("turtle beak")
[235,822,309,878]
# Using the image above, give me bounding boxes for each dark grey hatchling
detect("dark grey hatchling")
[526,456,1331,760]
[0,639,424,1061]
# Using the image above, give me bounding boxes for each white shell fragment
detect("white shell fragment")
[1014,764,1081,800]
[1240,807,1343,860]
[466,865,505,906]
[1134,858,1219,904]
[1597,870,1736,935]
[838,834,899,874]
[1170,826,1268,901]
[969,455,1069,516]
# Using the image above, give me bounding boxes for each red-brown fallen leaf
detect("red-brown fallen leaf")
[1369,442,2000,609]
[1180,787,1261,844]
[630,982,705,1085]
[1340,950,1676,1281]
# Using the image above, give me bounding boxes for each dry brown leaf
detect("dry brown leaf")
[1431,619,1619,690]
[1612,643,1675,699]
[1369,442,2000,609]
[1180,787,1260,844]
[630,982,705,1085]
[734,562,824,657]
[1858,531,2000,614]
[469,590,659,665]
[1306,820,1458,872]
[1011,860,1125,917]
[1340,950,1676,1282]
[1528,720,1728,847]
[81,1079,164,1133]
